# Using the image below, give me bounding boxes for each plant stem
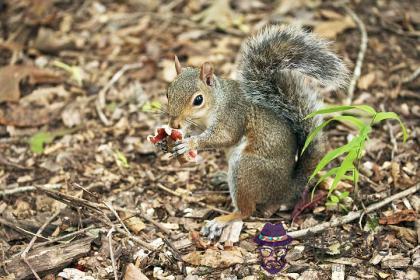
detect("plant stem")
[354,113,377,200]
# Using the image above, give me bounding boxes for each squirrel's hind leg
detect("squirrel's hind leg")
[201,154,259,241]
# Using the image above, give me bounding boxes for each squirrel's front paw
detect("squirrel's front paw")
[172,137,197,157]
[200,220,227,240]
[172,140,188,157]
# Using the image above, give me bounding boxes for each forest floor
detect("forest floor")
[0,0,419,279]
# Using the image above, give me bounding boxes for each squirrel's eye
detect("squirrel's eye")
[193,95,203,106]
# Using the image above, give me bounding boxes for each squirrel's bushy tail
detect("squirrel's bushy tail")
[238,25,348,184]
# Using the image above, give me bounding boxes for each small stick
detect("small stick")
[344,7,368,105]
[0,184,62,197]
[107,227,118,280]
[95,215,155,251]
[0,154,31,170]
[289,183,419,238]
[37,185,170,238]
[119,211,171,235]
[21,211,60,280]
[162,236,187,276]
[96,63,143,126]
[402,67,420,84]
[0,217,50,240]
[104,201,132,237]
[32,225,96,249]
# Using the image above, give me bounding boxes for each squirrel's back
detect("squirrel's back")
[237,25,348,181]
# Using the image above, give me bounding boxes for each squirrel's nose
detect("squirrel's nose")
[169,118,181,129]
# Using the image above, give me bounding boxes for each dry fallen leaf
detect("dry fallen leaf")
[160,59,177,82]
[123,263,149,280]
[192,0,239,31]
[276,0,320,15]
[319,9,344,20]
[190,230,210,249]
[0,103,63,127]
[313,16,356,38]
[389,225,417,244]
[0,65,62,103]
[119,212,146,234]
[379,209,417,225]
[391,161,401,186]
[33,27,75,53]
[182,247,244,268]
[358,72,376,90]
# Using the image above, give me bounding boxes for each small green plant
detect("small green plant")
[114,150,129,168]
[29,128,77,154]
[141,101,162,112]
[53,60,84,86]
[325,191,349,211]
[302,104,407,198]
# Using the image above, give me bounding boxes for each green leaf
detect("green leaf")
[29,128,78,154]
[302,116,366,154]
[353,168,360,186]
[29,132,55,154]
[329,149,358,196]
[339,204,348,212]
[53,60,83,86]
[315,167,339,187]
[325,202,338,207]
[114,150,129,168]
[309,137,359,181]
[339,191,349,199]
[373,112,408,142]
[305,105,376,119]
[141,101,162,112]
[366,215,379,232]
[330,195,339,203]
[106,102,117,112]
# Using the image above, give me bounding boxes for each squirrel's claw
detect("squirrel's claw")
[201,220,227,240]
[172,140,188,157]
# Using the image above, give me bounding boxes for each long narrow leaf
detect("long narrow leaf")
[315,167,339,186]
[329,150,358,196]
[374,112,408,142]
[308,137,359,181]
[302,116,366,154]
[353,168,360,186]
[305,105,376,119]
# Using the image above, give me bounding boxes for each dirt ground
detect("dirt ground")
[0,0,419,279]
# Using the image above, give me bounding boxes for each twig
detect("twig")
[0,217,50,240]
[91,211,156,251]
[32,225,96,249]
[402,67,420,84]
[36,186,154,250]
[107,227,118,280]
[95,62,143,126]
[344,7,368,105]
[162,236,187,276]
[289,183,419,238]
[21,211,60,280]
[120,210,171,235]
[0,183,62,197]
[0,154,31,170]
[104,201,132,237]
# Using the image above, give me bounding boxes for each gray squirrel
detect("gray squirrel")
[166,25,348,237]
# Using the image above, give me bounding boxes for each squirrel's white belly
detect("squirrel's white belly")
[225,137,247,209]
[224,137,246,161]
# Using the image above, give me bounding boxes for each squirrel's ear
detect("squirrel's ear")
[200,62,214,86]
[174,55,182,75]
